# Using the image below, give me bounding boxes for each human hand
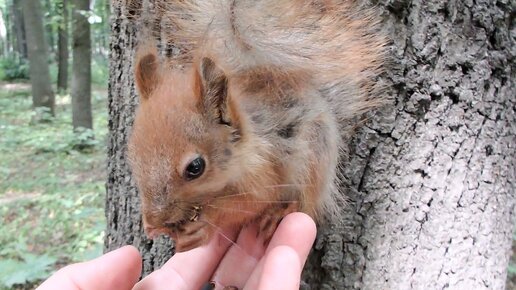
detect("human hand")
[36,212,316,290]
[36,245,142,290]
[134,212,317,290]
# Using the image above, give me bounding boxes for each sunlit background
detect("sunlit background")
[0,0,108,289]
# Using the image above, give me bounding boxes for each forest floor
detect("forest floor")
[0,82,108,289]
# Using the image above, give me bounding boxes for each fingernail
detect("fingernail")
[200,281,216,290]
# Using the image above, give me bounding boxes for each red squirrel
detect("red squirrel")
[128,0,385,252]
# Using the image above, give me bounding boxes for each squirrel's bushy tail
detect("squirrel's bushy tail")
[160,0,385,117]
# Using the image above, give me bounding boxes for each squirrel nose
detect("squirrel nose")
[144,225,179,240]
[164,221,178,228]
[164,219,187,230]
[144,225,160,239]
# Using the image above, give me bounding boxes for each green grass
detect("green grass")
[0,82,107,289]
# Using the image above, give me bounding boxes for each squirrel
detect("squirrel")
[127,0,385,252]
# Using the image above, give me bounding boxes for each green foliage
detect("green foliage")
[92,56,109,86]
[48,54,109,88]
[0,83,107,289]
[0,252,57,288]
[48,62,59,85]
[0,55,29,81]
[31,106,54,124]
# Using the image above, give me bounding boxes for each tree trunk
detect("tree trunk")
[21,0,55,115]
[99,0,110,58]
[105,0,174,268]
[57,0,69,92]
[301,1,516,289]
[12,0,27,58]
[44,0,55,54]
[0,9,7,56]
[71,0,92,130]
[3,4,13,56]
[105,1,516,289]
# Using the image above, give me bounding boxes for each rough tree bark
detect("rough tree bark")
[11,0,27,58]
[105,0,515,289]
[105,0,174,269]
[301,2,516,288]
[71,0,92,130]
[21,0,55,115]
[57,0,69,92]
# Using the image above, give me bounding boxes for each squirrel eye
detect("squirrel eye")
[184,157,205,180]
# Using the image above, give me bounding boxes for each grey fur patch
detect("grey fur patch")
[282,97,299,109]
[251,113,264,124]
[278,122,297,139]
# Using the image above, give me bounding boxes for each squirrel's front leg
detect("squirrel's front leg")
[300,115,340,221]
[257,202,299,245]
[257,115,340,243]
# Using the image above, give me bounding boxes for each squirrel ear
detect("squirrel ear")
[198,57,234,126]
[134,46,159,100]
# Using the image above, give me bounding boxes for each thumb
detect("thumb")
[37,245,142,290]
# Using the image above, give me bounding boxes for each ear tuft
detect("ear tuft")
[199,57,231,125]
[200,57,227,98]
[134,46,159,100]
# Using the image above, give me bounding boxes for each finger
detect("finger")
[211,223,266,289]
[265,212,316,264]
[37,245,142,290]
[244,212,316,289]
[133,228,237,290]
[256,246,302,290]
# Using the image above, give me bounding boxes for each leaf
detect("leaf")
[0,254,57,288]
[0,259,28,287]
[21,253,57,271]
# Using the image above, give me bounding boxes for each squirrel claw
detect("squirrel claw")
[258,202,298,246]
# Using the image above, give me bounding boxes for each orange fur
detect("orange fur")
[128,0,386,252]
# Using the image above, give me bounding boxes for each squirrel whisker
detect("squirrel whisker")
[206,204,258,215]
[213,200,305,205]
[200,219,262,266]
[212,184,311,201]
[211,192,252,200]
[262,183,312,189]
[200,219,250,255]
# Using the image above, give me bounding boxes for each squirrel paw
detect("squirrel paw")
[173,222,212,252]
[257,202,298,246]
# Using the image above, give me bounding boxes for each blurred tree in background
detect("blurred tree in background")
[56,0,68,92]
[21,0,55,116]
[71,0,92,132]
[11,0,27,59]
[0,0,110,288]
[0,0,109,88]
